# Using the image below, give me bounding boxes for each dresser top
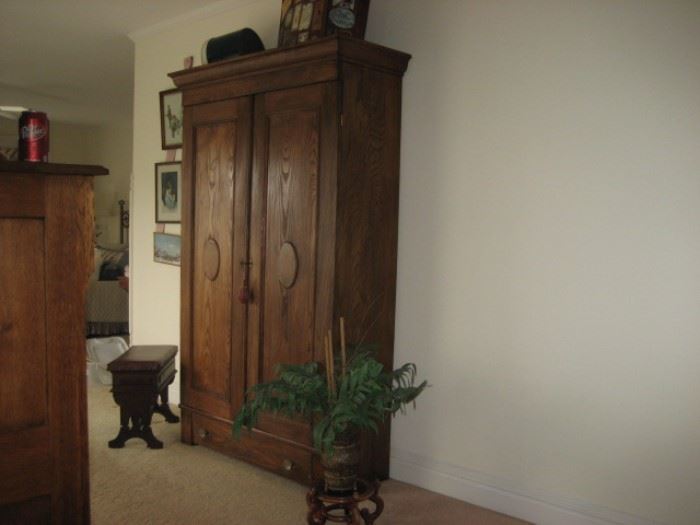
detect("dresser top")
[170,34,411,89]
[0,160,108,176]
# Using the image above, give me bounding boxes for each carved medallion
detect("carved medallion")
[278,241,298,289]
[203,238,220,281]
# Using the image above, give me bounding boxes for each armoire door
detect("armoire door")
[181,96,252,423]
[247,82,338,445]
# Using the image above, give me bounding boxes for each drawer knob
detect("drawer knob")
[282,459,294,472]
[198,428,209,439]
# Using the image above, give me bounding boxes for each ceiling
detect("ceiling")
[0,0,228,125]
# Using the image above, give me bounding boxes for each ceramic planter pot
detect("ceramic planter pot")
[321,431,360,493]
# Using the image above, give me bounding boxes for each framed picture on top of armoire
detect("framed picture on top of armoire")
[277,0,370,48]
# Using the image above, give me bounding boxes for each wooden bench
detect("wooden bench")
[107,345,180,449]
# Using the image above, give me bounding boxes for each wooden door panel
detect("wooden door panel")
[183,97,251,420]
[0,219,52,510]
[248,82,338,446]
[192,122,236,400]
[0,427,51,506]
[0,219,48,431]
[262,109,319,379]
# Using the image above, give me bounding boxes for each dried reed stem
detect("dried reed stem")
[339,317,347,377]
[327,329,336,395]
[324,334,333,399]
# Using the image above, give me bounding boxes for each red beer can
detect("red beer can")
[18,111,49,162]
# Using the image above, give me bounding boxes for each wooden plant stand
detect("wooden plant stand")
[107,345,180,449]
[306,479,383,524]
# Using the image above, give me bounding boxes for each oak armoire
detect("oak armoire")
[171,35,409,484]
[0,161,107,524]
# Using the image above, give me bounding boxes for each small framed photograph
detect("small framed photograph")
[279,0,324,47]
[154,233,181,266]
[155,161,182,223]
[160,88,183,149]
[277,0,369,48]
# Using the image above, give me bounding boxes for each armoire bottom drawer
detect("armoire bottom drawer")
[191,412,317,484]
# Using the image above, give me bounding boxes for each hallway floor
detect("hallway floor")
[88,385,528,524]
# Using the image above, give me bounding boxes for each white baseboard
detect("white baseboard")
[390,449,655,525]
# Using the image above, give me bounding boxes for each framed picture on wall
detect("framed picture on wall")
[155,161,182,223]
[153,232,181,266]
[160,88,183,149]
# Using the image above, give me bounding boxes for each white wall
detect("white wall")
[90,123,133,245]
[372,2,700,524]
[130,1,700,524]
[88,124,133,212]
[0,117,132,244]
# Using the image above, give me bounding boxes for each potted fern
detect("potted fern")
[233,318,427,493]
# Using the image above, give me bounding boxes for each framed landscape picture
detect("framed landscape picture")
[155,161,181,223]
[153,233,181,266]
[160,88,183,149]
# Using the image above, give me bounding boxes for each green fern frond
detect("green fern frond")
[232,346,427,454]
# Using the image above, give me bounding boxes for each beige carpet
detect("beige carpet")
[88,385,528,524]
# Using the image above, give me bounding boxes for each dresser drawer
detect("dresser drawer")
[191,412,318,484]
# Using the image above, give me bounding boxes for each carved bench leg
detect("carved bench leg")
[153,387,180,423]
[109,393,163,449]
[132,396,163,449]
[108,407,131,448]
[140,422,164,449]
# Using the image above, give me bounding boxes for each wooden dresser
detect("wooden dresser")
[171,35,409,484]
[0,161,107,524]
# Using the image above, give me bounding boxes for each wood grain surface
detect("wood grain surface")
[170,35,410,106]
[0,160,107,176]
[178,37,408,485]
[0,220,47,431]
[181,97,251,425]
[335,62,405,479]
[0,166,100,524]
